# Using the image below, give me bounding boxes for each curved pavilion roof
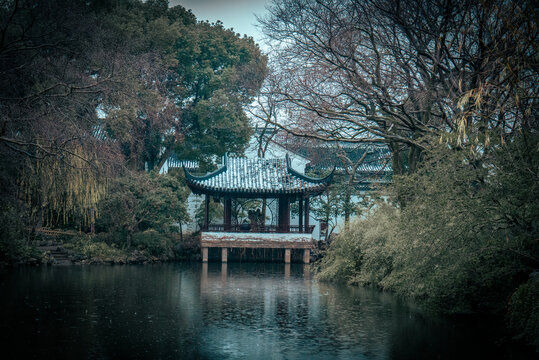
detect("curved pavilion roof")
[184,155,333,197]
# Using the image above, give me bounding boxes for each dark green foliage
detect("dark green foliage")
[132,229,174,257]
[95,171,189,246]
[90,1,267,171]
[508,276,539,349]
[92,231,128,248]
[0,204,36,264]
[0,0,266,260]
[64,232,180,263]
[319,131,538,327]
[172,21,266,167]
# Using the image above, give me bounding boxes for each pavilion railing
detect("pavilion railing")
[201,224,315,234]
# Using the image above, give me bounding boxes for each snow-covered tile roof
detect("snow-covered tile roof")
[185,156,332,195]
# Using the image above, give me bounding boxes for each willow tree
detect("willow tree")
[1,0,267,243]
[20,144,111,232]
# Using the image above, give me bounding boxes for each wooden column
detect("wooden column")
[221,247,228,263]
[224,197,232,231]
[304,197,310,232]
[278,197,290,232]
[204,195,210,230]
[298,195,303,233]
[285,198,290,231]
[303,249,310,264]
[201,247,208,262]
[278,197,283,232]
[261,198,267,230]
[284,248,291,264]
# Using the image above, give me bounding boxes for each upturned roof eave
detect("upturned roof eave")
[185,181,328,198]
[183,154,332,196]
[285,153,335,184]
[183,158,227,182]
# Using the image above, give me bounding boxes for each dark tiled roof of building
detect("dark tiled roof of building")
[309,157,392,173]
[166,158,199,171]
[253,128,392,174]
[184,155,333,196]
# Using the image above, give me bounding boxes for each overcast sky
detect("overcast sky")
[170,0,270,45]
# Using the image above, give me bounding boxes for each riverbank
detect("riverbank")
[316,202,539,352]
[1,232,331,268]
[0,231,202,268]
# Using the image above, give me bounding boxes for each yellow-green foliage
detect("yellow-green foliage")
[318,203,398,286]
[349,205,399,287]
[72,237,126,262]
[318,132,538,318]
[316,224,362,283]
[22,145,107,232]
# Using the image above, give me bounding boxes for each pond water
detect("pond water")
[0,263,532,359]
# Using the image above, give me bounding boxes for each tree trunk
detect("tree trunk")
[408,145,422,173]
[344,188,352,231]
[156,146,173,174]
[390,141,404,175]
[390,142,407,208]
[179,221,183,242]
[126,229,133,248]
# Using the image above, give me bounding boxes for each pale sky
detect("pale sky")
[170,0,270,45]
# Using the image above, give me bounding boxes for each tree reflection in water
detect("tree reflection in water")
[0,263,533,359]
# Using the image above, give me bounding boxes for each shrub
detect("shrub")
[317,203,397,286]
[71,236,126,262]
[318,134,538,318]
[0,204,36,264]
[508,275,539,350]
[132,230,174,257]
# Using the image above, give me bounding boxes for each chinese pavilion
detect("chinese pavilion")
[184,154,333,263]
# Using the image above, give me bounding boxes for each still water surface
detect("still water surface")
[0,263,530,359]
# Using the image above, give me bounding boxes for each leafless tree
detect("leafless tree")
[259,0,538,174]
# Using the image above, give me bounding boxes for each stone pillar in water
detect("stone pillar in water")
[284,249,291,263]
[303,264,311,280]
[201,262,208,289]
[202,247,208,262]
[221,247,228,263]
[303,249,310,264]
